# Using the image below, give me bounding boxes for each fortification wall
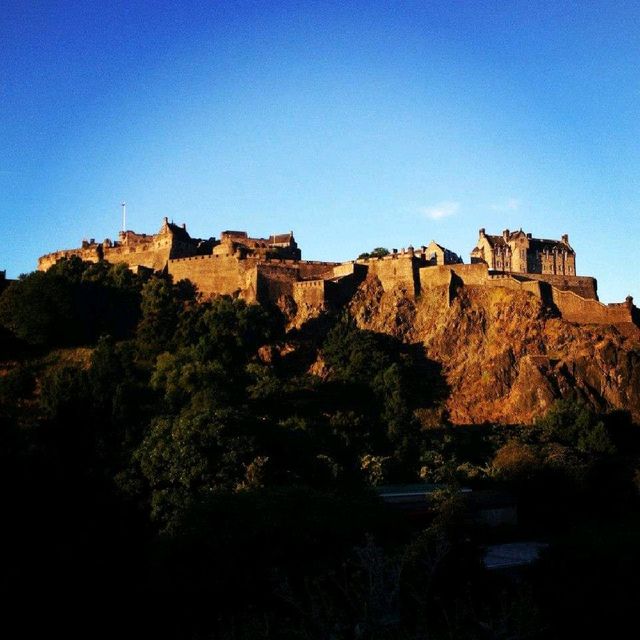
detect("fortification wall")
[256,263,299,303]
[419,265,455,289]
[513,273,598,300]
[298,261,339,279]
[551,289,635,325]
[487,273,544,298]
[168,254,259,301]
[332,262,356,278]
[38,238,177,273]
[330,262,368,280]
[450,263,490,285]
[293,279,327,307]
[419,263,489,290]
[104,244,171,272]
[357,255,418,297]
[38,247,102,271]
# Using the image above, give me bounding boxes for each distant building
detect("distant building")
[471,228,576,276]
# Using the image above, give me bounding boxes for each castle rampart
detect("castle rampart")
[293,279,328,308]
[168,253,259,301]
[509,273,597,300]
[550,289,635,326]
[356,253,421,298]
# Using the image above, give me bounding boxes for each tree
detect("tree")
[135,407,258,526]
[0,270,78,346]
[0,258,143,347]
[358,247,390,259]
[537,400,615,456]
[136,277,184,357]
[491,440,542,482]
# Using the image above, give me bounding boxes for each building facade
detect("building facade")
[470,228,576,276]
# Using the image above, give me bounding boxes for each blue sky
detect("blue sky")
[1,0,638,302]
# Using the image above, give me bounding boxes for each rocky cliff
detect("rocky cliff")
[293,275,640,425]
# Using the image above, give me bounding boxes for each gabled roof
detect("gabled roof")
[269,232,294,245]
[484,235,510,249]
[427,240,447,252]
[482,231,573,254]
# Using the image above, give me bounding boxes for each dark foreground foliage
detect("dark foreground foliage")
[1,258,639,638]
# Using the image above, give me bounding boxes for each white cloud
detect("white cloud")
[490,198,520,212]
[421,201,460,220]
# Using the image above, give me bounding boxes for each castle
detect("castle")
[37,220,638,330]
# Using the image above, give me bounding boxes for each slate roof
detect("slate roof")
[269,233,294,245]
[529,238,574,253]
[484,231,573,253]
[484,235,510,248]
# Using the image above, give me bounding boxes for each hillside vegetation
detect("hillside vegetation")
[1,257,640,638]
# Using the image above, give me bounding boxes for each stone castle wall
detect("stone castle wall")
[487,273,544,297]
[293,279,327,307]
[168,254,259,301]
[512,273,597,300]
[256,263,300,303]
[298,261,339,279]
[168,254,336,305]
[105,242,173,272]
[356,255,420,297]
[551,289,634,325]
[38,247,102,271]
[38,234,182,273]
[419,263,489,290]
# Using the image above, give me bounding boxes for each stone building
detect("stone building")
[470,228,576,276]
[214,230,301,260]
[424,240,463,266]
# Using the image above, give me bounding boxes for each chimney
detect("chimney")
[526,233,532,239]
[561,233,569,244]
[502,229,510,241]
[181,223,186,230]
[479,228,485,237]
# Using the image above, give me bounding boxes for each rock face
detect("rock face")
[302,275,640,425]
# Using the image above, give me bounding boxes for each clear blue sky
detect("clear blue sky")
[1,0,638,302]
